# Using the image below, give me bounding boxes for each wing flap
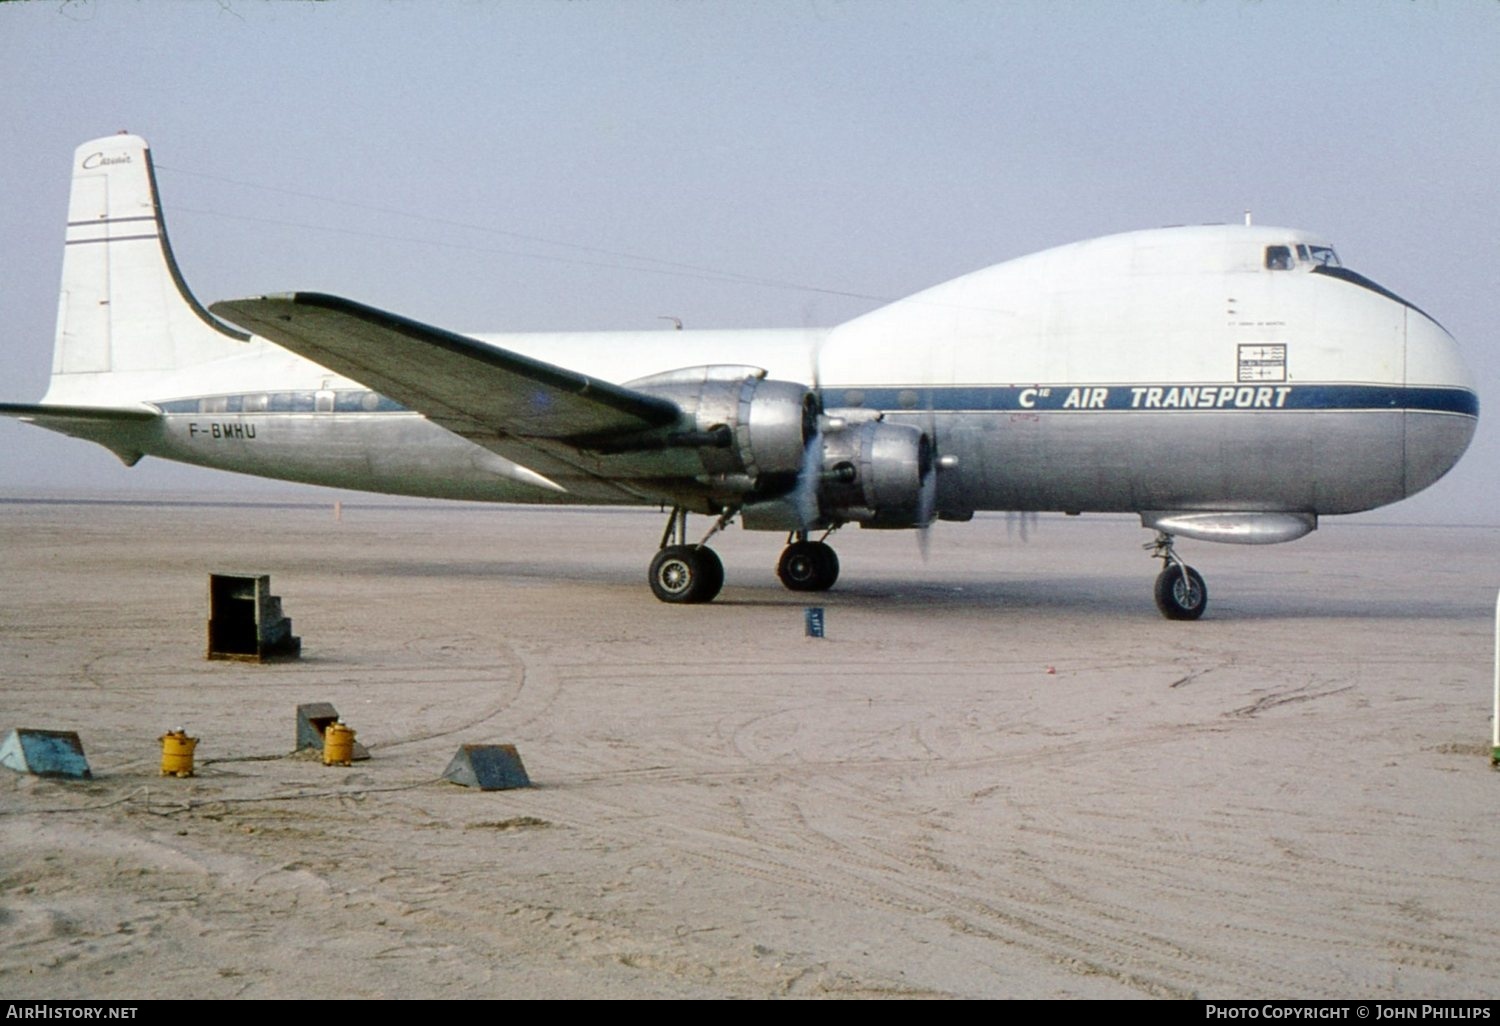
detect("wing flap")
[209,293,681,441]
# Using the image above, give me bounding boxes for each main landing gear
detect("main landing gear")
[648,510,844,604]
[649,507,726,604]
[1147,531,1207,621]
[776,531,840,592]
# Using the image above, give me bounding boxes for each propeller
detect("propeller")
[788,330,828,532]
[789,404,825,531]
[916,385,939,560]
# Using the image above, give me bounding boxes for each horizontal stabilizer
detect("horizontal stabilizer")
[210,293,682,441]
[1,402,161,467]
[1,402,158,424]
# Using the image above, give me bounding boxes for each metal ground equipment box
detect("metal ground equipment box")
[207,573,301,662]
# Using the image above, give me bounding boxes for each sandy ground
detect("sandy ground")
[1,498,1497,999]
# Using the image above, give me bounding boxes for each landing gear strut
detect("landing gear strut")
[648,507,727,604]
[1147,531,1207,621]
[776,531,839,592]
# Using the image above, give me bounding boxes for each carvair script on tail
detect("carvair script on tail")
[2,135,1478,618]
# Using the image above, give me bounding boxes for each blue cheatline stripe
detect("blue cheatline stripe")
[152,383,1478,419]
[820,384,1479,417]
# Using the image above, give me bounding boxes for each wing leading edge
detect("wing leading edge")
[211,293,689,502]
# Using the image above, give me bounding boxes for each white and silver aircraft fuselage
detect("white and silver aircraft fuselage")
[2,135,1479,617]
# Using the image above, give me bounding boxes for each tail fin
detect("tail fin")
[46,134,248,400]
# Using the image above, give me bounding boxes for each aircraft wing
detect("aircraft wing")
[211,293,679,438]
[211,293,687,501]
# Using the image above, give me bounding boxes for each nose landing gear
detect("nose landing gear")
[1148,531,1207,620]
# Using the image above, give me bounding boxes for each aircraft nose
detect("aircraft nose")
[1403,313,1478,498]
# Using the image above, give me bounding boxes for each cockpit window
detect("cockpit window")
[1297,244,1340,267]
[1268,243,1341,271]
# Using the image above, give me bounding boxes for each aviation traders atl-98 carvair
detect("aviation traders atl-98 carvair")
[1,135,1479,618]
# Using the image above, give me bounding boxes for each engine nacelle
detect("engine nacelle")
[819,418,934,528]
[629,366,816,491]
[626,367,935,528]
[739,415,936,531]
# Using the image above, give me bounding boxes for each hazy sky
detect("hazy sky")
[1,1,1496,524]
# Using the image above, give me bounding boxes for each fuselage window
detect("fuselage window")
[1265,245,1293,270]
[258,391,312,412]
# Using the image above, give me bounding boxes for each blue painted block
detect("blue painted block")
[443,744,530,790]
[0,729,93,780]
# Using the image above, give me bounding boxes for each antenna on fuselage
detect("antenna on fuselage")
[1244,210,1253,227]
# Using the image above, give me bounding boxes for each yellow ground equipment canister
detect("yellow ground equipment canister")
[159,728,198,778]
[323,720,355,767]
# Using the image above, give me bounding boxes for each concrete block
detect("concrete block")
[0,728,93,780]
[443,744,530,790]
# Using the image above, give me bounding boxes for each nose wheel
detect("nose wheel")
[1148,532,1207,620]
[1154,563,1207,620]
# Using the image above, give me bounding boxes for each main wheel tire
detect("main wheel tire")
[697,547,725,599]
[649,545,724,604]
[811,542,839,590]
[777,541,839,592]
[1154,564,1207,621]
